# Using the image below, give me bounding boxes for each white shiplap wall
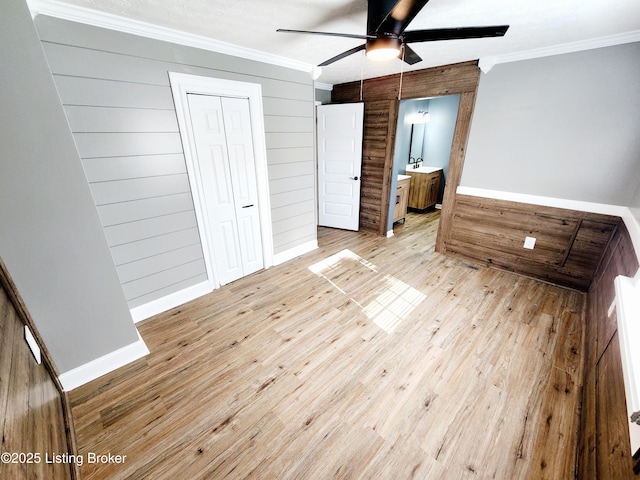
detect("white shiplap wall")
[36,15,317,309]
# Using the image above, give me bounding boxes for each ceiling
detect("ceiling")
[35,0,640,85]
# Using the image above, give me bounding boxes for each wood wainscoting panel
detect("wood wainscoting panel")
[590,221,638,360]
[595,331,638,479]
[446,195,620,291]
[578,220,639,478]
[0,272,75,480]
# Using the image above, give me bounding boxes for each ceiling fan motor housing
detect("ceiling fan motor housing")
[278,0,509,67]
[366,37,403,60]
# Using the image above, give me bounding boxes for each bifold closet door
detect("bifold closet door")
[187,93,263,286]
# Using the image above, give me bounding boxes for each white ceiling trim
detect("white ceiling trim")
[26,0,639,83]
[479,30,640,73]
[27,0,315,75]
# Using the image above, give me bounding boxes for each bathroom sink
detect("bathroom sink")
[405,164,442,174]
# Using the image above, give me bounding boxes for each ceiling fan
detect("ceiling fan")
[277,0,509,66]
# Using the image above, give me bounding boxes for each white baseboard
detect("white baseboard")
[130,280,212,323]
[59,331,149,391]
[456,186,628,216]
[387,229,394,238]
[272,239,318,265]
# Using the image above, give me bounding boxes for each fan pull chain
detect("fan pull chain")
[359,51,365,102]
[398,45,405,100]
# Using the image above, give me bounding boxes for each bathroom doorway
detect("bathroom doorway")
[388,94,461,235]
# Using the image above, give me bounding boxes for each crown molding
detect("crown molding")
[26,0,315,74]
[479,30,640,73]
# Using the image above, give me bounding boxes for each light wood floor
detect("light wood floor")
[70,211,586,479]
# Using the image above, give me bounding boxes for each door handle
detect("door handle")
[351,176,359,181]
[242,204,254,208]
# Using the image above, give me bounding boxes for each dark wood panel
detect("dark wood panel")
[596,331,638,479]
[0,260,76,480]
[564,221,616,282]
[332,61,480,103]
[332,62,480,236]
[578,220,639,479]
[435,91,477,253]
[356,99,397,233]
[592,222,638,359]
[450,197,580,266]
[446,195,620,291]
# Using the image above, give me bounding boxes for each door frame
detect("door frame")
[169,72,273,290]
[316,102,364,231]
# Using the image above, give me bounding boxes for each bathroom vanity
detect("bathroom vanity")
[405,165,442,210]
[393,175,411,223]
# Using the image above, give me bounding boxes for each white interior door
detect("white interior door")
[220,96,263,277]
[187,93,263,286]
[317,102,364,231]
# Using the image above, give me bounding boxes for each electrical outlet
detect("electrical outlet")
[523,236,536,250]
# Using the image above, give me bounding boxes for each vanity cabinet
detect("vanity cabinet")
[393,176,411,223]
[407,169,441,210]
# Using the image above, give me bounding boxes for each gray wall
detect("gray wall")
[35,16,317,309]
[631,181,640,226]
[0,0,140,373]
[315,87,332,105]
[461,42,640,206]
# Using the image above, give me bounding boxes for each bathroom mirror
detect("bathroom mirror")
[409,123,425,164]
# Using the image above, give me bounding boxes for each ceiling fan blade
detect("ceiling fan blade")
[401,44,422,65]
[276,28,372,40]
[376,0,431,36]
[403,25,510,43]
[318,43,366,67]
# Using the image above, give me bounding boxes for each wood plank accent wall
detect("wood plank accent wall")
[331,61,480,236]
[35,16,316,309]
[360,100,398,231]
[446,195,621,291]
[0,259,78,480]
[578,221,639,478]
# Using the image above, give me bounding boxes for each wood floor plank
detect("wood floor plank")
[69,211,588,479]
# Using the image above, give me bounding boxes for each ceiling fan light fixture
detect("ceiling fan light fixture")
[366,37,402,62]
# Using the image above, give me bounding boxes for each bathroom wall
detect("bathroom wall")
[422,94,461,198]
[396,98,431,171]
